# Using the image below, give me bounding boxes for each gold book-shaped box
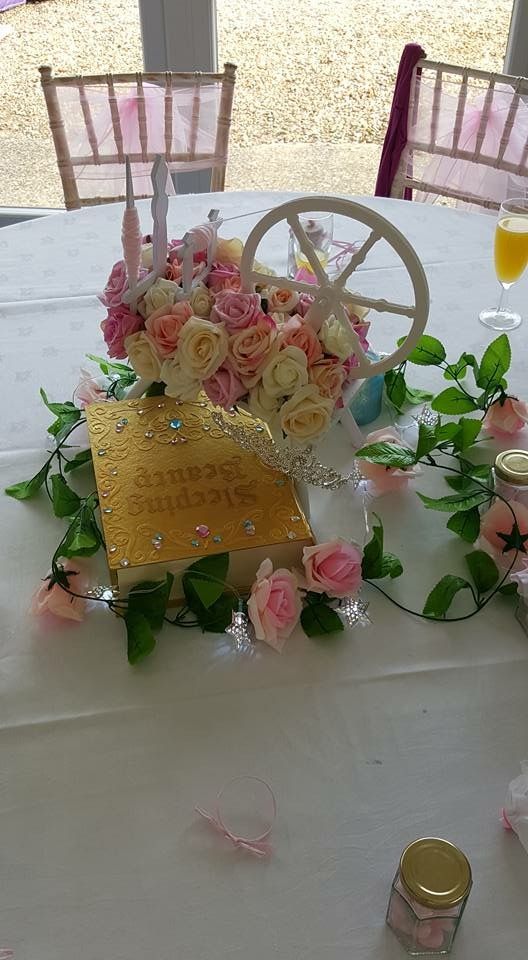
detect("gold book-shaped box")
[86,396,313,599]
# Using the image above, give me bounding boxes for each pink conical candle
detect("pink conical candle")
[121,156,142,313]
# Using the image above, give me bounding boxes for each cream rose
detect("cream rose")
[253,261,276,293]
[215,236,244,266]
[267,287,300,313]
[346,298,369,323]
[261,344,308,398]
[190,282,214,319]
[177,315,228,380]
[139,277,180,319]
[160,356,201,401]
[319,314,357,361]
[125,331,162,381]
[280,384,334,441]
[140,242,153,269]
[248,383,282,423]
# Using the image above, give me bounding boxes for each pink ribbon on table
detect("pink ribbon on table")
[195,776,276,858]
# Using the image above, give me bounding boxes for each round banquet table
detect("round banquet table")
[1,192,528,959]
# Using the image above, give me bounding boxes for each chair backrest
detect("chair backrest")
[39,63,237,210]
[390,57,528,211]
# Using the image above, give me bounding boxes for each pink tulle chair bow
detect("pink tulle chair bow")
[195,776,276,858]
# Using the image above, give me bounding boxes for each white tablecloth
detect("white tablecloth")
[1,193,528,959]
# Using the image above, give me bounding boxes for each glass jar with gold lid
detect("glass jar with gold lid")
[494,449,528,506]
[386,838,472,955]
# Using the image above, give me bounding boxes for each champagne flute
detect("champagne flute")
[480,197,528,331]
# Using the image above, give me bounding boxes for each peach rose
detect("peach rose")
[267,287,299,313]
[279,316,323,366]
[247,558,301,652]
[483,397,528,436]
[359,426,421,493]
[280,384,334,441]
[145,304,191,357]
[261,344,308,398]
[31,559,90,623]
[309,358,346,401]
[301,538,363,598]
[229,315,278,388]
[125,331,163,381]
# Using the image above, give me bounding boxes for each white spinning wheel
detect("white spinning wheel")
[239,196,430,380]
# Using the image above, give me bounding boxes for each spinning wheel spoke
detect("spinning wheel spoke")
[336,230,381,287]
[340,289,415,318]
[249,271,319,297]
[287,215,328,285]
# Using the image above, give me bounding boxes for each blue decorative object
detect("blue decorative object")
[348,351,385,426]
[169,418,183,430]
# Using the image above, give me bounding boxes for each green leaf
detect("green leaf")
[415,422,438,460]
[5,462,49,500]
[435,422,461,444]
[446,507,481,543]
[431,388,478,414]
[405,386,434,405]
[380,552,403,578]
[127,573,174,631]
[86,354,135,378]
[384,369,406,410]
[63,448,93,473]
[476,334,511,391]
[50,474,81,518]
[354,442,417,469]
[397,334,446,366]
[145,381,166,397]
[423,575,472,617]
[465,550,499,594]
[418,490,491,513]
[126,611,156,665]
[182,553,229,610]
[301,603,344,637]
[443,356,468,381]
[198,592,237,633]
[61,505,101,558]
[499,582,518,596]
[451,417,482,452]
[361,514,384,579]
[39,387,79,417]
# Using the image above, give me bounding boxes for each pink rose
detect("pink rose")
[309,358,346,401]
[247,558,301,652]
[101,305,144,359]
[280,317,323,366]
[483,396,528,436]
[207,261,241,294]
[210,290,263,332]
[301,538,362,598]
[295,293,315,318]
[74,368,108,408]
[203,362,246,410]
[360,426,420,493]
[99,260,127,308]
[229,315,278,388]
[145,302,192,357]
[31,559,90,623]
[480,500,528,563]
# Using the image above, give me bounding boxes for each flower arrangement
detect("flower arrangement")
[99,233,370,442]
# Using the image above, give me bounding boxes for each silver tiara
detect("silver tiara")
[211,410,356,490]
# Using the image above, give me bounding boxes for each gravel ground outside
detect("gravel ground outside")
[0,0,513,208]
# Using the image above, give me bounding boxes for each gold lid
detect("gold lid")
[399,838,472,909]
[495,449,528,485]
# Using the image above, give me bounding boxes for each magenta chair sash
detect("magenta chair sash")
[375,43,426,199]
